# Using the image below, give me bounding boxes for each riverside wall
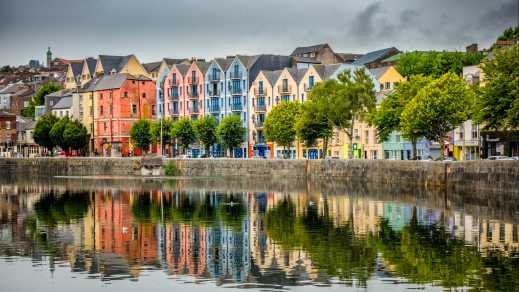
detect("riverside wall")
[1,157,518,191]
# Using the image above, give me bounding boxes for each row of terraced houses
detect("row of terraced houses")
[30,43,492,159]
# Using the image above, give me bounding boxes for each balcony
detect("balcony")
[209,104,220,113]
[231,103,242,112]
[253,87,265,96]
[231,87,243,95]
[208,72,220,82]
[189,106,200,114]
[278,85,292,94]
[187,89,199,99]
[304,84,315,92]
[171,90,179,100]
[170,79,179,86]
[208,88,220,97]
[255,103,266,112]
[254,120,264,128]
[230,71,243,79]
[172,109,179,116]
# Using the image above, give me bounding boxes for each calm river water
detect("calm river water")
[0,176,518,291]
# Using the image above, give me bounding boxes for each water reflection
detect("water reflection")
[0,178,518,291]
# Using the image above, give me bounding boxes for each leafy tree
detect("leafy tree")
[216,114,245,157]
[193,115,217,156]
[476,45,519,130]
[401,72,474,160]
[326,69,376,159]
[171,117,196,155]
[264,101,301,158]
[295,99,333,158]
[150,119,174,154]
[0,65,13,74]
[33,113,59,151]
[22,82,61,117]
[395,51,484,78]
[50,117,70,151]
[129,119,152,153]
[63,119,89,151]
[497,26,519,41]
[370,75,433,159]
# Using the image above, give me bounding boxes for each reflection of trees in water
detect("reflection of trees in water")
[34,191,90,227]
[265,198,378,287]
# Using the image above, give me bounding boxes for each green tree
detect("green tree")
[497,26,519,41]
[150,119,174,154]
[22,82,61,117]
[295,99,333,158]
[49,116,70,151]
[395,51,484,78]
[129,119,152,153]
[327,69,376,159]
[264,101,301,158]
[476,45,519,129]
[370,75,433,159]
[33,113,59,151]
[63,119,89,151]
[171,117,196,155]
[401,72,474,160]
[216,114,245,157]
[193,115,217,156]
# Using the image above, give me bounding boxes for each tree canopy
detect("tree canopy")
[295,99,333,157]
[193,115,217,156]
[171,117,196,154]
[22,82,61,117]
[129,119,152,152]
[264,101,301,153]
[216,114,245,157]
[497,26,519,41]
[49,116,70,151]
[33,113,59,150]
[63,119,89,151]
[475,45,519,130]
[395,51,484,78]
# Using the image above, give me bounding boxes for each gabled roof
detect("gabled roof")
[236,55,261,69]
[79,78,100,93]
[214,58,232,71]
[174,63,191,76]
[353,47,399,66]
[52,96,72,110]
[194,60,211,74]
[70,61,84,78]
[291,44,329,56]
[85,57,97,75]
[369,66,391,80]
[94,73,151,91]
[313,64,342,80]
[46,88,74,97]
[287,67,308,83]
[293,56,321,64]
[163,58,189,67]
[98,55,133,73]
[142,61,162,73]
[336,53,363,63]
[262,70,283,86]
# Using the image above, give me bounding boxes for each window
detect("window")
[100,106,103,115]
[283,79,288,91]
[124,91,128,97]
[5,121,10,129]
[472,124,479,139]
[132,104,137,114]
[395,134,400,142]
[385,82,391,89]
[309,75,315,88]
[141,81,145,85]
[259,81,263,94]
[379,84,384,91]
[109,105,113,115]
[104,122,107,131]
[459,127,464,139]
[132,80,136,84]
[365,130,369,144]
[142,92,146,98]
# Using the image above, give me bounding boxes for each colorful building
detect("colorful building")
[93,73,156,156]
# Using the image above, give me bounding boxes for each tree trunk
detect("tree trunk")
[412,138,418,160]
[322,138,328,159]
[349,119,355,159]
[206,145,210,157]
[440,140,445,161]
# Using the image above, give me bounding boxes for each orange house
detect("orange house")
[94,73,156,156]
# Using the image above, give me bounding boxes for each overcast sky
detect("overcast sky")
[0,0,517,66]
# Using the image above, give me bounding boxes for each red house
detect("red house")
[94,73,156,156]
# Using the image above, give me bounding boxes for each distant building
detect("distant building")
[0,111,16,157]
[290,43,343,65]
[51,96,73,118]
[353,47,400,68]
[28,60,41,69]
[16,116,41,157]
[47,47,52,69]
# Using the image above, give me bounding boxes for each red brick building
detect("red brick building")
[94,73,156,156]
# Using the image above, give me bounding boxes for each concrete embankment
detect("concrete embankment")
[1,157,518,192]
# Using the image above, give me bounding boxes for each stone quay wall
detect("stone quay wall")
[1,158,518,191]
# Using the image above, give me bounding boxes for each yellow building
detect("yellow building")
[94,55,149,77]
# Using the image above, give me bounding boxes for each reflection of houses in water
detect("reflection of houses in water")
[163,223,207,277]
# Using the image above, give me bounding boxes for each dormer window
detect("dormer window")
[110,69,116,75]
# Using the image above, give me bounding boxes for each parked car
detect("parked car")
[487,156,511,160]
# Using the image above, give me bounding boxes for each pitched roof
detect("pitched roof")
[336,53,363,63]
[0,83,28,95]
[52,96,72,110]
[313,64,342,80]
[194,60,211,74]
[16,116,35,131]
[262,70,282,86]
[174,63,191,76]
[236,55,261,69]
[292,56,321,64]
[353,47,399,66]
[142,61,162,73]
[79,78,100,93]
[214,58,232,71]
[291,44,329,56]
[369,66,391,80]
[94,73,151,91]
[381,53,402,63]
[85,57,97,75]
[70,61,84,78]
[163,58,189,67]
[98,55,133,73]
[287,67,308,83]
